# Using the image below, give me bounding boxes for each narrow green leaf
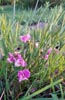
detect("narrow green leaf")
[20,79,63,100]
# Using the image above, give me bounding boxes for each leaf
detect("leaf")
[31,98,53,100]
[51,94,59,100]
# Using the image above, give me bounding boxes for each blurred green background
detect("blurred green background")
[0,0,65,7]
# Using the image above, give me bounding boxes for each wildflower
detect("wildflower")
[15,57,27,67]
[18,69,30,82]
[20,33,31,43]
[44,54,49,60]
[15,53,27,67]
[7,52,27,67]
[47,47,52,55]
[7,52,16,63]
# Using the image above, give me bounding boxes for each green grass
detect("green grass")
[0,5,63,26]
[0,5,55,24]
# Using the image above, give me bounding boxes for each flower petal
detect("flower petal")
[20,34,31,43]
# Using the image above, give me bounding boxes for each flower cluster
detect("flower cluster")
[7,52,27,67]
[7,33,59,82]
[7,33,31,82]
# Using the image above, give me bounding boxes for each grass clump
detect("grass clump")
[0,5,65,100]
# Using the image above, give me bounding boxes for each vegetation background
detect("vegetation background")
[0,0,65,100]
[0,0,65,7]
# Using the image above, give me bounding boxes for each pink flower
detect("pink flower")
[20,33,31,43]
[18,69,30,82]
[15,57,27,67]
[47,47,52,55]
[14,53,27,67]
[7,52,27,67]
[44,54,49,60]
[7,52,16,63]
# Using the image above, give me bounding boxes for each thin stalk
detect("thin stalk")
[59,84,64,99]
[13,0,16,20]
